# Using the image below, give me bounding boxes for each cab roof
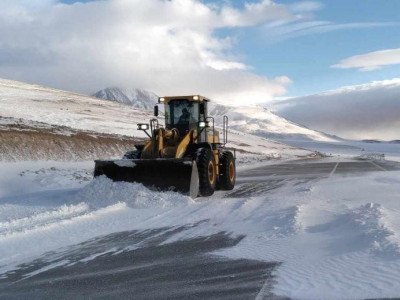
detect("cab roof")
[158,95,210,104]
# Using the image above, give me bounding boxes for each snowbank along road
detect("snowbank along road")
[1,158,400,299]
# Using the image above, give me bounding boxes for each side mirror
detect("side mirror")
[154,105,159,117]
[199,102,205,115]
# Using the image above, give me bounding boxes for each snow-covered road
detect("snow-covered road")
[1,158,400,299]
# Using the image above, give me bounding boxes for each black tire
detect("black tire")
[195,148,216,197]
[123,150,141,159]
[218,151,235,190]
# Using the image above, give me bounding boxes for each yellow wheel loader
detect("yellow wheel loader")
[94,95,236,198]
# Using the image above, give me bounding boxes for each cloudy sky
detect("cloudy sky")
[0,0,399,139]
[272,79,400,140]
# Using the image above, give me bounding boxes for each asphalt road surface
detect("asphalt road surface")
[1,158,399,299]
[0,228,279,300]
[228,158,400,198]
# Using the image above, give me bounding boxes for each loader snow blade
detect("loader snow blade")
[94,159,199,198]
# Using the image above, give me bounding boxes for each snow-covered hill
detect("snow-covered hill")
[0,78,316,161]
[0,78,153,138]
[0,116,143,161]
[209,103,337,142]
[92,87,158,111]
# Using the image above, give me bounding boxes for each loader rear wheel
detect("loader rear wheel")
[218,151,235,190]
[195,148,216,197]
[123,150,141,159]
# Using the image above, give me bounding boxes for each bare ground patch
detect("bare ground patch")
[0,118,145,161]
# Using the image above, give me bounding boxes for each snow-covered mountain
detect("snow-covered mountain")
[93,86,338,142]
[209,103,337,142]
[92,87,158,111]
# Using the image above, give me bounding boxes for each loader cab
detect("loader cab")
[158,96,209,139]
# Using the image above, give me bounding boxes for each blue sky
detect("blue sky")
[217,0,400,96]
[60,0,94,3]
[57,0,400,97]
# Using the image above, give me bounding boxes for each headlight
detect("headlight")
[199,121,206,128]
[159,97,165,103]
[137,123,149,130]
[193,95,199,101]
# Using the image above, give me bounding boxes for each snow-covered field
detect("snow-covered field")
[1,159,400,299]
[223,170,400,299]
[2,77,400,298]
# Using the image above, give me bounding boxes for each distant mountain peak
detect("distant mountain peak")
[92,87,158,111]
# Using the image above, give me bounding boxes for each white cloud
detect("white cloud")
[261,21,398,43]
[289,1,324,13]
[0,0,295,105]
[220,0,293,27]
[272,79,400,140]
[332,48,400,71]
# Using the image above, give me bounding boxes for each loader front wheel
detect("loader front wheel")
[195,148,216,196]
[218,151,235,190]
[123,150,141,159]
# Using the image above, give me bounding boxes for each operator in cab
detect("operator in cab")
[178,108,191,125]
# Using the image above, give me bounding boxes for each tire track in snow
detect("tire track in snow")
[329,162,339,177]
[370,161,387,171]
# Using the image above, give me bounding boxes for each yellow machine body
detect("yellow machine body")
[94,95,235,198]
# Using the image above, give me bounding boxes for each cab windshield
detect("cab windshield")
[165,100,199,135]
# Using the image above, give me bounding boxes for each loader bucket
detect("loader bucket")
[94,159,199,198]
